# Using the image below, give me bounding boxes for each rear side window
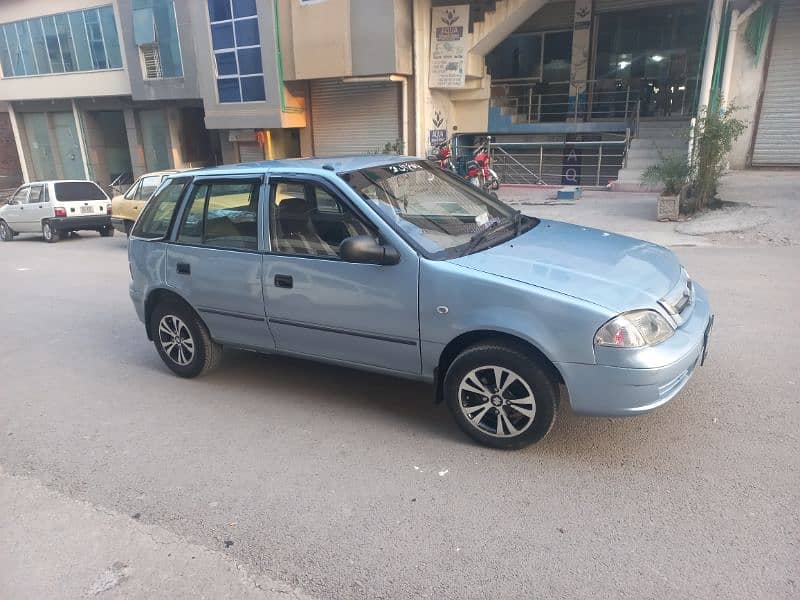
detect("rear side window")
[131,177,191,240]
[53,182,107,201]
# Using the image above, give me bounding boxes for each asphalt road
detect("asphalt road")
[0,231,797,599]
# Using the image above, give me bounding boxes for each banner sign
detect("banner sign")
[429,5,469,88]
[562,146,582,185]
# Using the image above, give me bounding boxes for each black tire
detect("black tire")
[444,341,558,449]
[42,221,60,243]
[0,220,13,242]
[150,300,222,378]
[99,225,115,237]
[124,220,133,237]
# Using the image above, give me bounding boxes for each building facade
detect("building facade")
[0,0,795,187]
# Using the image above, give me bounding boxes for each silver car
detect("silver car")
[128,157,713,449]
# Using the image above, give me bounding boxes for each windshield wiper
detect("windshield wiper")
[462,210,526,256]
[463,218,512,255]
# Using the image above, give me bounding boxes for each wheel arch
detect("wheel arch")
[144,288,205,341]
[434,330,565,404]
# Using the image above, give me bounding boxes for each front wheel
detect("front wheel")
[444,342,558,449]
[150,301,222,378]
[0,220,13,242]
[42,221,60,243]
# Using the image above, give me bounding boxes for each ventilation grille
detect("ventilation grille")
[140,44,162,80]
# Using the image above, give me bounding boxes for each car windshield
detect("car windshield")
[343,161,534,259]
[53,181,107,201]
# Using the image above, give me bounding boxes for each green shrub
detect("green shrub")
[690,99,747,210]
[641,153,690,196]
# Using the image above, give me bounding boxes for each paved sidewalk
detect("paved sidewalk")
[0,468,311,600]
[499,169,800,248]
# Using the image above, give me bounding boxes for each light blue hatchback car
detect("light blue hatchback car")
[128,156,713,449]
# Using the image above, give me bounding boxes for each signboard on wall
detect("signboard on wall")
[429,5,469,89]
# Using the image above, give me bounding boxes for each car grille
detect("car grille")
[660,269,694,326]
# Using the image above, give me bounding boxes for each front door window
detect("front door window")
[269,180,373,257]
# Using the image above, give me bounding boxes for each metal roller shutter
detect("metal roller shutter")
[310,79,400,156]
[238,141,264,163]
[752,0,800,166]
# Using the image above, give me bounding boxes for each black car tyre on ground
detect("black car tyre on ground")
[42,221,60,243]
[99,225,115,237]
[444,341,558,449]
[0,220,12,241]
[150,300,222,378]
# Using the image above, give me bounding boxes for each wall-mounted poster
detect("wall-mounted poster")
[429,5,469,89]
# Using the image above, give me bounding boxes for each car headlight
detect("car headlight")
[594,310,675,348]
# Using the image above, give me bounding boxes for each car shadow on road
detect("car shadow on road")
[187,348,695,459]
[209,348,466,445]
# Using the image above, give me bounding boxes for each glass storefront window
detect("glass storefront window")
[593,2,706,118]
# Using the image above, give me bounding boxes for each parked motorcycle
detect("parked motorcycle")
[468,137,500,191]
[427,138,454,172]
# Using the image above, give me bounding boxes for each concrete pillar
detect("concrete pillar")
[71,100,91,180]
[697,0,725,112]
[123,108,147,178]
[166,106,184,169]
[569,0,593,118]
[6,104,29,183]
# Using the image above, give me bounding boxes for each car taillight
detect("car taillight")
[54,207,66,217]
[107,204,112,215]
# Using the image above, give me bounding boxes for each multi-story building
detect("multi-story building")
[0,0,796,188]
[0,0,413,187]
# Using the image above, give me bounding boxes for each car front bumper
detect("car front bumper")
[556,283,713,417]
[51,215,111,231]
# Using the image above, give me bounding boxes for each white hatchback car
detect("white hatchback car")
[0,180,113,243]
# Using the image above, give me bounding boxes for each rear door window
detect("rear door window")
[27,185,44,203]
[53,181,107,201]
[131,177,191,240]
[176,179,261,251]
[136,176,164,201]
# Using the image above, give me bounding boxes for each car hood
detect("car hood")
[449,220,681,312]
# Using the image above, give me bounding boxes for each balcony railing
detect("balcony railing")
[491,78,694,125]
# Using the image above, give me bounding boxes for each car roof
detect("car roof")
[21,180,104,185]
[176,155,421,178]
[138,169,184,178]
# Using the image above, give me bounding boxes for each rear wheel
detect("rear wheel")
[99,225,115,237]
[42,221,60,243]
[0,220,12,242]
[150,300,222,378]
[124,220,133,237]
[444,342,558,449]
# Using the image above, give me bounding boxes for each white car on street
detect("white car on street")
[0,180,114,243]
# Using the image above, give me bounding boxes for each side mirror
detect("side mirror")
[339,235,401,266]
[7,199,18,205]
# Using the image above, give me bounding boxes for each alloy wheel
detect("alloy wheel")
[0,222,9,240]
[458,366,536,438]
[43,223,52,240]
[158,315,195,366]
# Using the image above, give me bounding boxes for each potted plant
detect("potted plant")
[641,153,690,221]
